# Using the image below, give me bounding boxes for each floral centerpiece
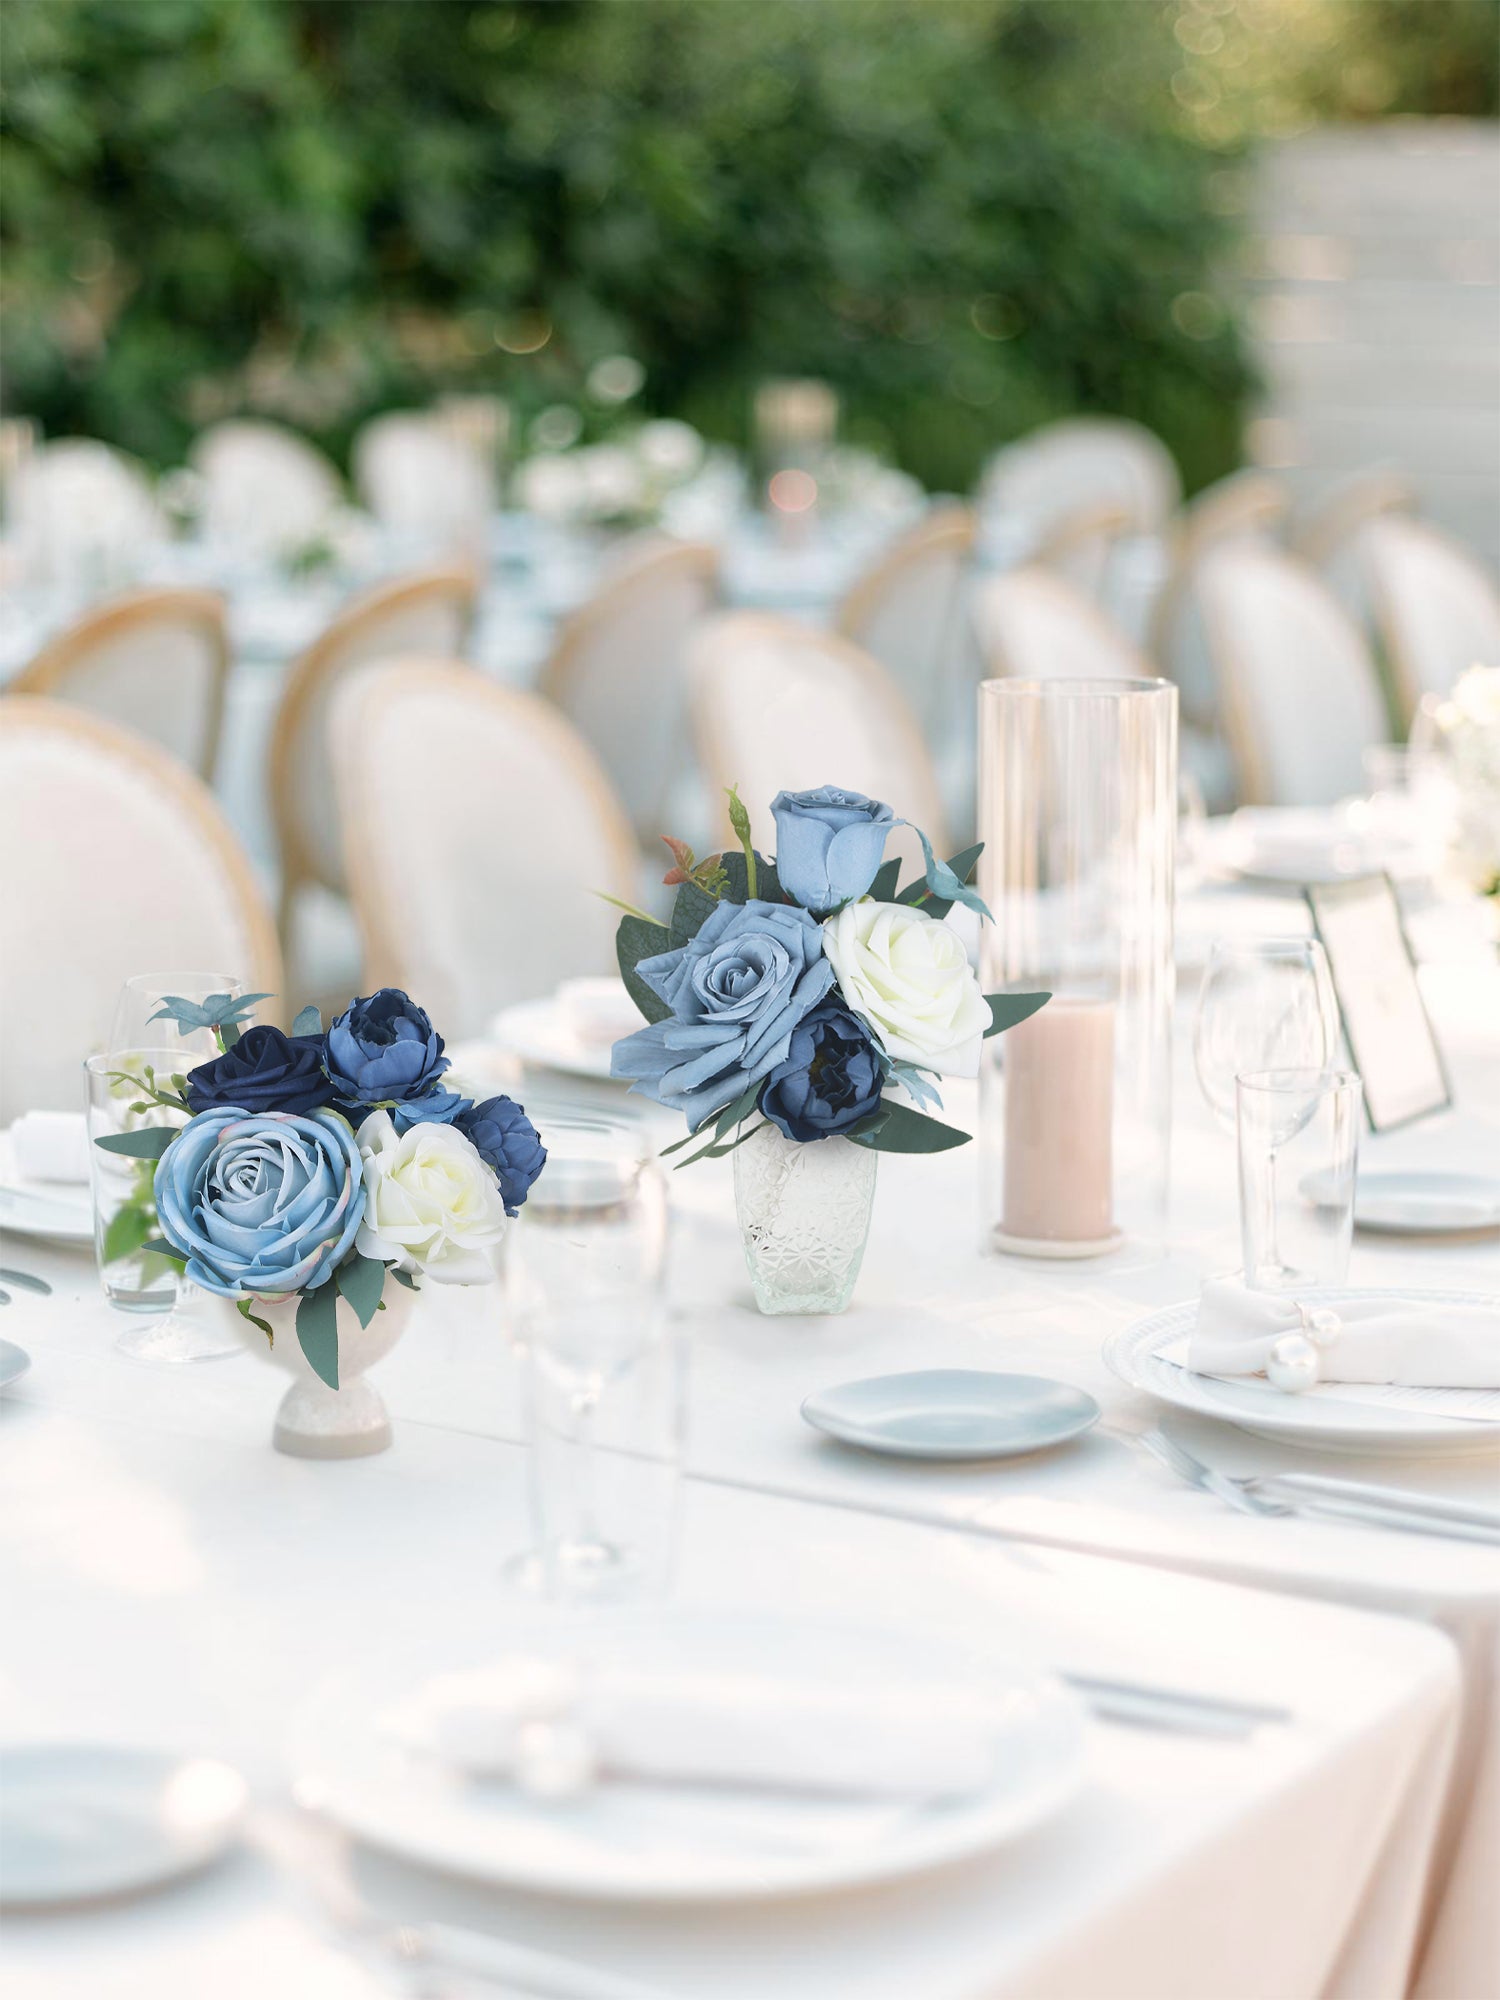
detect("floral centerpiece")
[1428,665,1500,907]
[608,786,1047,1314]
[94,987,545,1454]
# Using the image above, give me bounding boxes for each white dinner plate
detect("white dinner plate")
[0,1339,31,1390]
[294,1613,1088,1903]
[0,1744,248,1908]
[1105,1289,1500,1457]
[1355,1172,1500,1238]
[0,1132,93,1249]
[802,1371,1100,1461]
[488,998,624,1083]
[1204,809,1427,888]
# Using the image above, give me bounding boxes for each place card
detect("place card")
[1306,873,1451,1132]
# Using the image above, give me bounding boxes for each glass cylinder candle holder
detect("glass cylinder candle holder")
[978,677,1177,1258]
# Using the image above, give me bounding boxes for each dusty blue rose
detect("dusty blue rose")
[611,898,834,1128]
[771,785,895,912]
[456,1096,546,1215]
[760,1000,883,1142]
[153,1107,365,1299]
[325,988,448,1113]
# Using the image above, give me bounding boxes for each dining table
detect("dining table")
[1,880,1496,2000]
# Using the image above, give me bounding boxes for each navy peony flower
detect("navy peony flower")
[184,1025,334,1117]
[154,1107,365,1298]
[611,898,834,1128]
[771,785,895,913]
[760,1000,883,1142]
[325,989,449,1114]
[456,1096,547,1216]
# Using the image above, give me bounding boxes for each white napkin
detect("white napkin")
[394,1653,1007,1801]
[9,1111,91,1184]
[1190,1278,1500,1389]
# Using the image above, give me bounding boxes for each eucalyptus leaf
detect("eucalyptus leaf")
[236,1295,274,1345]
[903,827,993,921]
[292,1004,323,1036]
[139,1238,187,1269]
[669,879,720,947]
[672,1115,767,1168]
[868,857,903,902]
[847,1101,970,1153]
[386,1266,419,1291]
[887,1059,943,1110]
[616,915,673,1025]
[718,850,781,906]
[984,991,1051,1037]
[95,1127,176,1161]
[333,1250,387,1329]
[295,1282,340,1389]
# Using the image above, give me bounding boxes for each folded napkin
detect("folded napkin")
[9,1111,91,1184]
[393,1652,1008,1801]
[1190,1278,1500,1390]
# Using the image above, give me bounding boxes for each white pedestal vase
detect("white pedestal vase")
[733,1122,878,1315]
[223,1284,416,1458]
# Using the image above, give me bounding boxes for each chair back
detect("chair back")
[1197,542,1389,806]
[271,566,479,909]
[1361,516,1500,718]
[974,567,1148,683]
[834,506,976,732]
[8,588,230,781]
[0,698,281,1120]
[1149,471,1290,728]
[688,612,947,880]
[981,418,1180,541]
[191,420,341,560]
[332,661,640,1038]
[353,413,495,555]
[13,440,159,596]
[537,537,719,845]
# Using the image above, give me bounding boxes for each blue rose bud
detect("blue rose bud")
[761,1000,883,1142]
[153,1107,365,1299]
[455,1096,547,1216]
[325,988,449,1114]
[770,785,895,913]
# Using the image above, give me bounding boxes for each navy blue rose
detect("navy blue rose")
[456,1096,547,1215]
[760,1000,883,1142]
[184,1025,334,1117]
[325,989,449,1115]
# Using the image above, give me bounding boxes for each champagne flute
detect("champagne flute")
[1193,937,1339,1133]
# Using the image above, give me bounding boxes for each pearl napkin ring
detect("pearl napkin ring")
[1265,1304,1343,1394]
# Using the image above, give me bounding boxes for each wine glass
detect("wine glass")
[505,1112,676,1603]
[1192,937,1339,1133]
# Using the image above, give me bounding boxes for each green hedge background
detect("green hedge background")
[2,0,1495,495]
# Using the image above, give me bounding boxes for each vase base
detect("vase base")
[749,1287,855,1316]
[272,1377,392,1458]
[991,1226,1125,1261]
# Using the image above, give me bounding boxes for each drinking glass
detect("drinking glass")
[109,972,246,1063]
[506,1115,677,1602]
[84,1051,240,1363]
[1237,1068,1362,1291]
[1193,938,1339,1133]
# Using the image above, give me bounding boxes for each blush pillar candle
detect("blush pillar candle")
[999,999,1117,1254]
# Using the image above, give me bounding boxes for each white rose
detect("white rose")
[355,1112,506,1285]
[822,900,992,1077]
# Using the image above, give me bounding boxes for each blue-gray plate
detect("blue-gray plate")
[801,1370,1101,1462]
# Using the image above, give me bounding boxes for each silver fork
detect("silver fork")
[1136,1429,1500,1543]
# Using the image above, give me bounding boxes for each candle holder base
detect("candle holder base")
[991,1227,1125,1261]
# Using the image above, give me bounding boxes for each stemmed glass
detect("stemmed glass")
[1192,938,1339,1133]
[88,973,253,1364]
[505,1113,676,1603]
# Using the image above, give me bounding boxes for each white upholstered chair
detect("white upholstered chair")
[834,505,977,734]
[1196,542,1390,807]
[7,588,230,782]
[1359,516,1500,720]
[353,412,496,556]
[687,612,948,884]
[13,440,160,595]
[980,418,1181,543]
[537,537,719,847]
[331,661,639,1038]
[0,698,282,1121]
[1292,467,1416,571]
[270,566,479,996]
[191,420,342,561]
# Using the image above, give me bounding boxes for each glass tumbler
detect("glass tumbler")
[978,676,1177,1257]
[109,971,247,1061]
[1237,1068,1362,1291]
[506,1116,677,1602]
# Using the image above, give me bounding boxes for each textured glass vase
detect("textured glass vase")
[733,1123,878,1315]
